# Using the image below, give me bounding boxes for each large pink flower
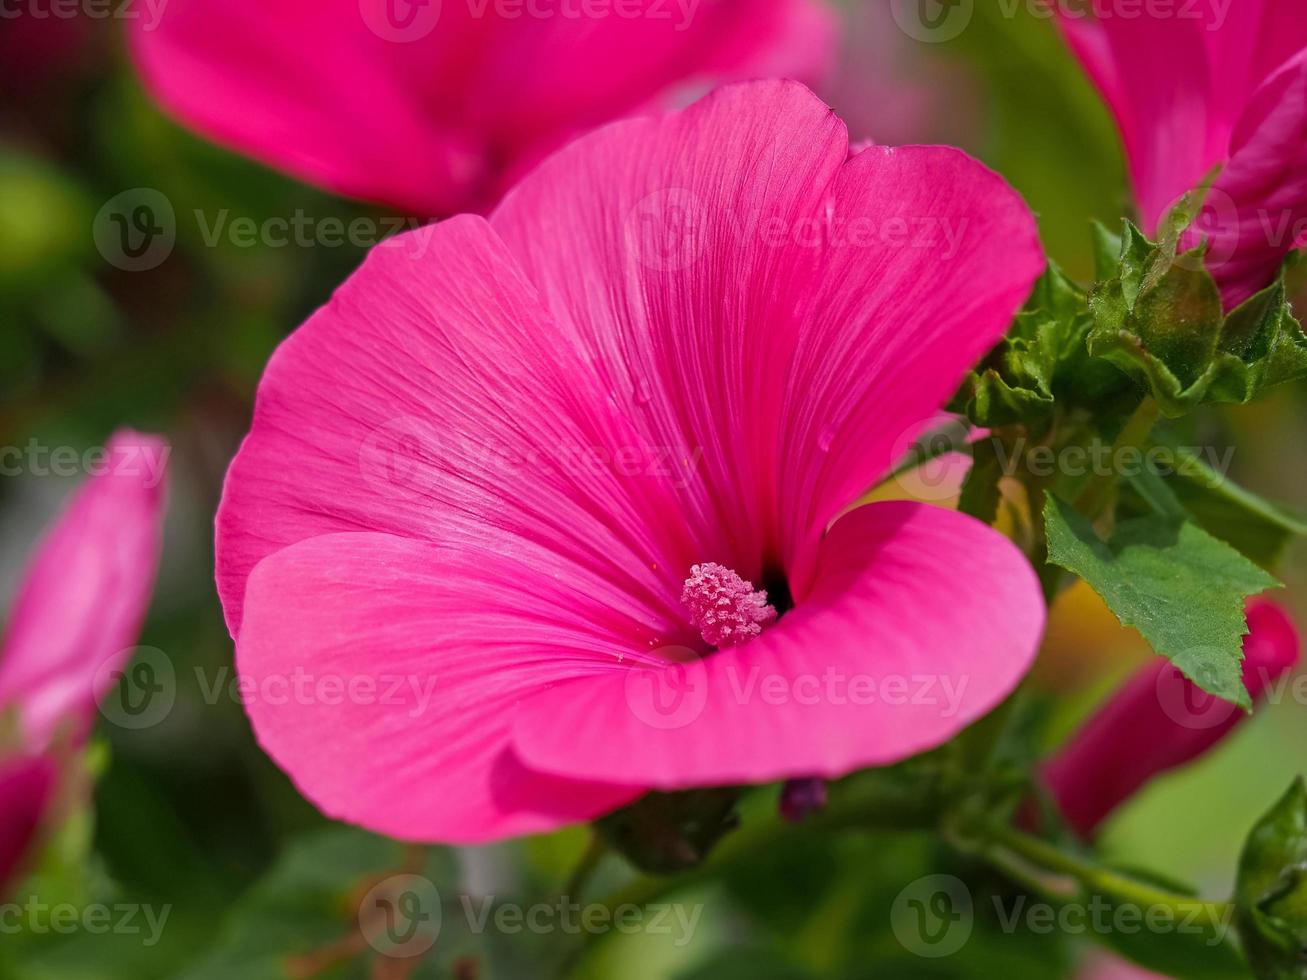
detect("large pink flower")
[0,429,167,892]
[1058,1,1307,308]
[128,0,836,216]
[217,81,1048,844]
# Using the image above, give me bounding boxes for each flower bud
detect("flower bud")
[1042,599,1300,839]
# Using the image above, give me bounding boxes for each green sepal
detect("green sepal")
[596,788,740,875]
[953,262,1128,429]
[1236,778,1307,979]
[1043,492,1280,709]
[1088,223,1307,416]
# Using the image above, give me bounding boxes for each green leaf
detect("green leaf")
[1088,225,1307,416]
[1236,779,1307,979]
[1147,435,1307,569]
[1043,493,1280,708]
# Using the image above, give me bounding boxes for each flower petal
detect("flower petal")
[492,80,1042,589]
[1202,51,1307,308]
[236,531,640,842]
[0,431,167,749]
[0,754,56,896]
[216,214,706,644]
[511,500,1045,788]
[129,0,836,214]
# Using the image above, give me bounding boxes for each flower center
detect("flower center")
[681,562,778,650]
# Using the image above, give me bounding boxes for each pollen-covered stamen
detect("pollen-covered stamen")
[681,562,777,649]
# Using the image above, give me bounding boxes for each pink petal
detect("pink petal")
[511,501,1045,788]
[236,532,640,843]
[128,0,836,215]
[492,80,1043,591]
[1201,51,1307,309]
[0,431,167,749]
[217,214,704,642]
[0,754,56,897]
[1043,599,1300,840]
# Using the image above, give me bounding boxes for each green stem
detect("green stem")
[1075,396,1162,519]
[977,824,1233,933]
[562,832,608,902]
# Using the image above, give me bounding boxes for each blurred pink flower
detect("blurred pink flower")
[1058,2,1307,308]
[128,0,837,215]
[0,429,167,893]
[1041,598,1300,839]
[1078,952,1170,980]
[216,80,1048,844]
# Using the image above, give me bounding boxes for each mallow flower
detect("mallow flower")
[127,0,835,216]
[1058,1,1307,308]
[216,81,1048,844]
[0,430,167,892]
[1041,599,1300,840]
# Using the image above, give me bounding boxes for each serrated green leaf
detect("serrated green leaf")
[1236,779,1307,979]
[1042,493,1280,708]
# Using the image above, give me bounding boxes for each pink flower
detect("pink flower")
[0,430,167,892]
[216,81,1048,844]
[1041,599,1301,840]
[1058,2,1307,308]
[127,0,836,216]
[1078,953,1169,980]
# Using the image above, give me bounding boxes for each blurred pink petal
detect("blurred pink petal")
[1042,599,1300,839]
[129,0,837,215]
[219,81,1046,841]
[0,755,56,897]
[0,430,168,749]
[1058,3,1307,307]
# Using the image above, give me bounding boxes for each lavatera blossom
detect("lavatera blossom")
[216,81,1049,844]
[1058,1,1307,308]
[128,0,835,216]
[0,430,167,893]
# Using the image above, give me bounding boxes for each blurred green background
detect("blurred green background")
[2,2,1305,977]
